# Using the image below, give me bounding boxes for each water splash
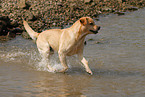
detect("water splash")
[0,50,30,62]
[35,59,64,73]
[0,48,72,73]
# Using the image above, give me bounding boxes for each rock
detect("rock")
[0,20,7,36]
[94,41,101,44]
[114,11,125,15]
[0,31,17,41]
[18,0,26,8]
[22,31,31,39]
[10,20,19,27]
[0,16,11,36]
[0,15,22,39]
[101,7,114,12]
[18,0,30,9]
[0,36,9,41]
[57,2,63,7]
[93,13,99,17]
[84,0,93,4]
[128,7,138,11]
[7,31,16,38]
[88,38,94,41]
[118,0,126,3]
[10,27,23,35]
[24,10,35,21]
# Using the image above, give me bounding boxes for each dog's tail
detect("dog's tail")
[23,20,39,41]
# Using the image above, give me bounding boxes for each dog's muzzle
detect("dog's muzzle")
[90,26,101,34]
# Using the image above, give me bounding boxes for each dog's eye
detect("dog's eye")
[90,23,94,25]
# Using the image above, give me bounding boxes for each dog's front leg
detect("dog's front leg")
[78,53,93,75]
[58,51,68,73]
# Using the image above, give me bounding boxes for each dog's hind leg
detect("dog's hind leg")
[37,42,54,71]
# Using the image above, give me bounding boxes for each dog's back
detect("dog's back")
[37,29,62,51]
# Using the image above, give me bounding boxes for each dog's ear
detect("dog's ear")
[80,18,88,25]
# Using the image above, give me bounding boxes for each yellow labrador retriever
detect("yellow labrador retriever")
[23,17,100,75]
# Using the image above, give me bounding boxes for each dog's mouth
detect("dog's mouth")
[89,26,101,34]
[89,30,98,34]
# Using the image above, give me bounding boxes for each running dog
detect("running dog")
[23,17,100,75]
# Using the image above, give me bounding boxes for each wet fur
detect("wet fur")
[23,17,100,75]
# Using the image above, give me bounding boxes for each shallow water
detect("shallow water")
[0,8,145,97]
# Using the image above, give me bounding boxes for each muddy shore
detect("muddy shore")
[0,0,145,40]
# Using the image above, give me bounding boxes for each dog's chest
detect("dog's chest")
[66,39,84,56]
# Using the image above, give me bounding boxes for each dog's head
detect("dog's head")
[80,17,100,34]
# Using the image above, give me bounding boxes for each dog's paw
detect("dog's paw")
[58,68,68,73]
[47,66,56,72]
[86,69,93,75]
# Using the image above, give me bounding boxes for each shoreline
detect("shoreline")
[0,0,145,40]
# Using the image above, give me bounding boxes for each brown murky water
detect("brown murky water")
[0,8,145,97]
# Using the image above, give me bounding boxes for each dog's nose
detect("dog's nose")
[98,26,101,30]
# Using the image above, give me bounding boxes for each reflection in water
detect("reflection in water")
[0,8,145,97]
[28,74,91,97]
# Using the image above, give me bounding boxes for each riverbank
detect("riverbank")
[0,0,145,40]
